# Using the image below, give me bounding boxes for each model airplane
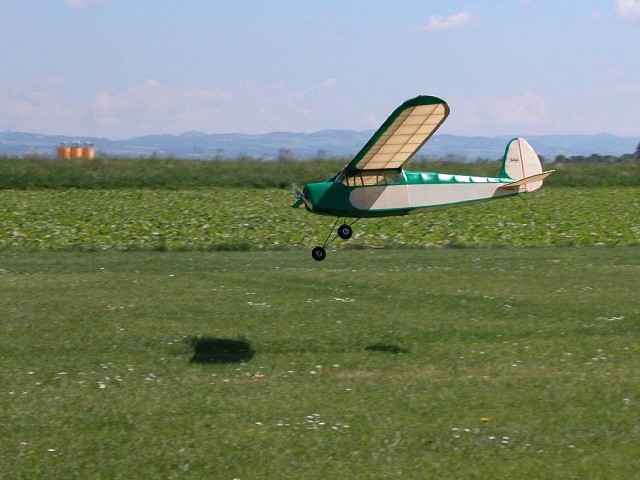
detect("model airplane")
[293,95,554,261]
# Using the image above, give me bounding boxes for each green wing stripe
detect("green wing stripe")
[347,95,449,172]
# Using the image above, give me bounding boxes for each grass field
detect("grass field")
[1,187,638,252]
[1,169,638,478]
[1,247,638,478]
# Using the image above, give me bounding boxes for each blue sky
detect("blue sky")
[1,0,639,138]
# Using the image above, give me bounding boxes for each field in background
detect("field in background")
[1,187,638,252]
[1,155,640,189]
[1,248,638,478]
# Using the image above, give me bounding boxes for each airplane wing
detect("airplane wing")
[345,95,449,172]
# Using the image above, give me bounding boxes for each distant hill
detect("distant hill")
[1,129,638,160]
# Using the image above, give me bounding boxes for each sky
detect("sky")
[1,0,639,139]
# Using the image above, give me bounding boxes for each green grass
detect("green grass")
[1,164,638,477]
[0,247,638,478]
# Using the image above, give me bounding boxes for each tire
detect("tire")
[311,246,327,261]
[337,224,353,240]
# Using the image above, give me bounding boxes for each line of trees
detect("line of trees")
[410,143,640,166]
[553,147,640,164]
[1,153,639,189]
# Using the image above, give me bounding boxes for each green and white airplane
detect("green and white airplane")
[293,95,554,261]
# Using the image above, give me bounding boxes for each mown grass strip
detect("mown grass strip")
[1,248,638,478]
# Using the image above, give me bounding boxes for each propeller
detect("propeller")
[292,183,312,210]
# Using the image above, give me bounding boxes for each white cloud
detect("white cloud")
[458,91,551,134]
[61,0,110,8]
[0,77,85,134]
[93,80,235,136]
[0,76,341,137]
[417,12,474,32]
[616,0,640,18]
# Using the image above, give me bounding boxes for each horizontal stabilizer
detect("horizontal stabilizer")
[498,170,555,191]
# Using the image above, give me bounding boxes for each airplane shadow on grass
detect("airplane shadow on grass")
[364,344,410,355]
[187,337,254,364]
[186,337,408,364]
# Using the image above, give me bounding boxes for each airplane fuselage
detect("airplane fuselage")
[292,93,554,260]
[302,169,520,218]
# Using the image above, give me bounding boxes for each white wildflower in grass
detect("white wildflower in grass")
[273,414,349,432]
[597,315,625,322]
[246,301,271,308]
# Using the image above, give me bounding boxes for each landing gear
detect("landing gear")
[337,224,353,240]
[311,246,327,261]
[310,218,358,261]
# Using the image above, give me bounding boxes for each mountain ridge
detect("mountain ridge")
[1,129,638,160]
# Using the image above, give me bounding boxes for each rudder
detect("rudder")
[499,137,548,191]
[500,138,542,180]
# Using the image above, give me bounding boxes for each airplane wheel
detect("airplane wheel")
[337,224,353,240]
[311,246,327,261]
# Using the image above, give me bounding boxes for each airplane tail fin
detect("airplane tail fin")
[499,138,554,192]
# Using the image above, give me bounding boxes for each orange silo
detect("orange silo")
[56,143,71,160]
[82,143,94,160]
[70,142,83,159]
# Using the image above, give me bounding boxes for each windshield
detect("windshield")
[339,170,402,187]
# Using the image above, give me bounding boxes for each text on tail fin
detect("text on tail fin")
[500,138,543,181]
